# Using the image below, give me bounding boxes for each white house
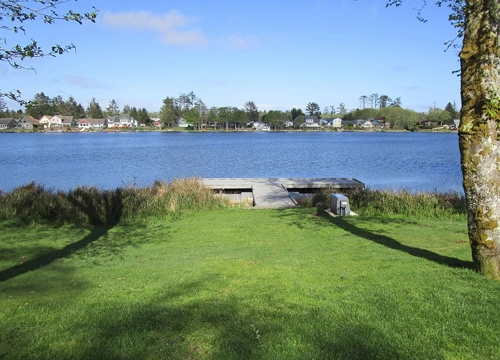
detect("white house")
[332,118,342,128]
[177,117,191,128]
[78,118,107,130]
[302,115,320,128]
[107,114,138,128]
[320,118,342,128]
[39,115,52,129]
[250,121,270,131]
[51,115,76,128]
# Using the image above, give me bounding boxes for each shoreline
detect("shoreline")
[0,127,456,134]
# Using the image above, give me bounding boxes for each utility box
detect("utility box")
[330,194,351,216]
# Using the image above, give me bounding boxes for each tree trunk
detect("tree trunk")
[459,0,500,278]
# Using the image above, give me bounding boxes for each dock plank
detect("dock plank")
[199,178,364,208]
[251,179,296,208]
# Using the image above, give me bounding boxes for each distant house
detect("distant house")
[39,115,76,129]
[360,119,375,128]
[302,115,320,128]
[152,120,162,128]
[321,117,342,128]
[0,118,18,130]
[16,116,40,130]
[39,115,52,129]
[107,114,138,128]
[77,118,107,130]
[177,117,191,128]
[342,119,366,128]
[341,118,387,129]
[419,120,439,127]
[283,120,294,128]
[367,118,386,129]
[249,121,270,131]
[51,115,76,128]
[332,118,342,128]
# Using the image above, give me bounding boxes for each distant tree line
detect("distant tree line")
[1,92,153,125]
[357,93,402,109]
[0,90,460,131]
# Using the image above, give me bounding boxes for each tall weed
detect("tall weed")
[307,188,466,219]
[0,179,229,226]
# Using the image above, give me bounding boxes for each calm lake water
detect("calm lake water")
[0,131,463,193]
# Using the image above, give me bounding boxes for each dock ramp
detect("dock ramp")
[200,178,364,209]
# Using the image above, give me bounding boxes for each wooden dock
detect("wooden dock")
[200,178,364,208]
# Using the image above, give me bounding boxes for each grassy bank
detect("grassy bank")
[2,205,500,358]
[2,182,496,359]
[0,181,466,227]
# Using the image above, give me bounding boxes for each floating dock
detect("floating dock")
[200,178,365,208]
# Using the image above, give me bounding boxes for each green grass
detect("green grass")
[1,207,499,359]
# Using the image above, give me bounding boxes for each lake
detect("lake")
[0,131,463,193]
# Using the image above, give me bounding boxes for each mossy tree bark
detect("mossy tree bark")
[459,0,500,279]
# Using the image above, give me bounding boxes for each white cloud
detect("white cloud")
[103,10,208,47]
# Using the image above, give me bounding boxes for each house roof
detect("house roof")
[78,118,105,124]
[342,119,366,125]
[52,115,74,124]
[0,118,17,125]
[22,116,39,124]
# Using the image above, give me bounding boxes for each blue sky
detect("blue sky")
[2,0,461,113]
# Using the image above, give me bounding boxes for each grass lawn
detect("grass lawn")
[1,207,499,359]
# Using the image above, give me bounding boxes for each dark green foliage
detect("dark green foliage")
[86,97,103,119]
[305,102,321,116]
[445,101,460,119]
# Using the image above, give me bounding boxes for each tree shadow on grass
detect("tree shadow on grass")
[0,226,115,283]
[318,212,474,269]
[0,188,127,283]
[69,278,407,359]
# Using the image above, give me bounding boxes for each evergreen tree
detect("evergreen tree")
[86,98,103,119]
[244,101,259,123]
[137,108,150,124]
[66,96,85,119]
[444,101,459,120]
[122,105,131,114]
[291,108,304,120]
[26,92,54,118]
[106,99,120,116]
[159,97,180,127]
[305,102,321,116]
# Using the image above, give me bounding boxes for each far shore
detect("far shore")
[0,127,457,134]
